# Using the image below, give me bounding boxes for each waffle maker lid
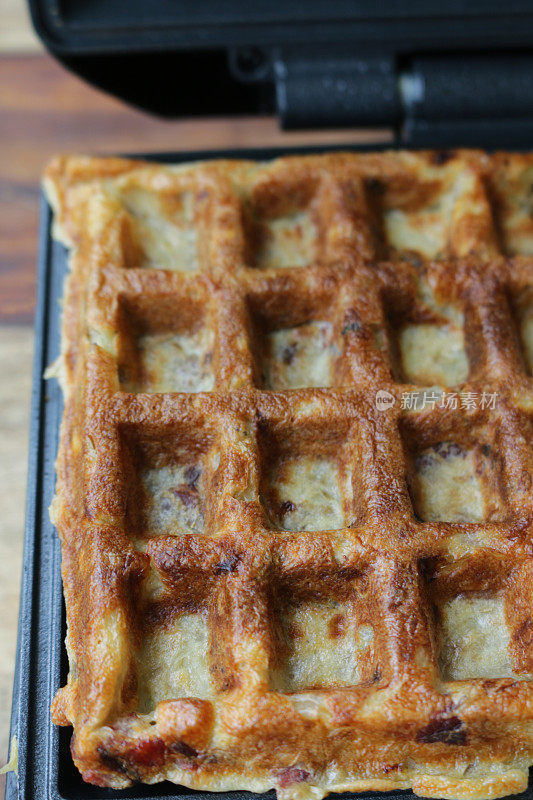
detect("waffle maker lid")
[27,2,533,157]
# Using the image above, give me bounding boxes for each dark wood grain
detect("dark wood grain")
[0,54,391,323]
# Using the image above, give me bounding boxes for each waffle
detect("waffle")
[44,150,533,800]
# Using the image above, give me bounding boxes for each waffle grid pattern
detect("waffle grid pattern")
[45,151,533,800]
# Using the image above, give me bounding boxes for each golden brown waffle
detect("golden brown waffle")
[44,150,533,800]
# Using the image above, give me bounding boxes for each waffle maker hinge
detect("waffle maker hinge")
[265,47,533,145]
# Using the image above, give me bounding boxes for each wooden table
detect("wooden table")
[0,45,390,792]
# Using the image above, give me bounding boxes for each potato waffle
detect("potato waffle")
[44,150,533,800]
